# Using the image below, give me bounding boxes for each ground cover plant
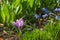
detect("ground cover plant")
[0,0,60,40]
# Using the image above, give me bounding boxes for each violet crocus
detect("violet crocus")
[14,18,24,28]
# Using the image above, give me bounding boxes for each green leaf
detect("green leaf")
[28,0,34,7]
[1,4,10,23]
[1,11,5,23]
[10,11,15,21]
[13,0,20,8]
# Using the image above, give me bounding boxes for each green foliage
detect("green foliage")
[22,21,60,40]
[1,0,57,24]
[0,0,60,40]
[1,3,10,23]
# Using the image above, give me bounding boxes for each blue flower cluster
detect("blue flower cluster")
[35,7,60,20]
[54,7,60,20]
[35,8,49,19]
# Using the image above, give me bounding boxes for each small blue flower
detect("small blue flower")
[35,14,40,19]
[42,8,50,15]
[42,14,48,18]
[57,0,60,3]
[54,8,60,13]
[42,8,49,12]
[55,16,60,20]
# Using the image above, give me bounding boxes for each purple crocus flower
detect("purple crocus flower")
[35,14,40,19]
[42,14,48,18]
[53,8,60,13]
[14,18,24,28]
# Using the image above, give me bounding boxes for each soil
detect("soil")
[0,32,20,40]
[0,29,20,40]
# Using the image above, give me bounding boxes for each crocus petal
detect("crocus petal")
[16,19,19,22]
[19,18,24,28]
[14,22,19,27]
